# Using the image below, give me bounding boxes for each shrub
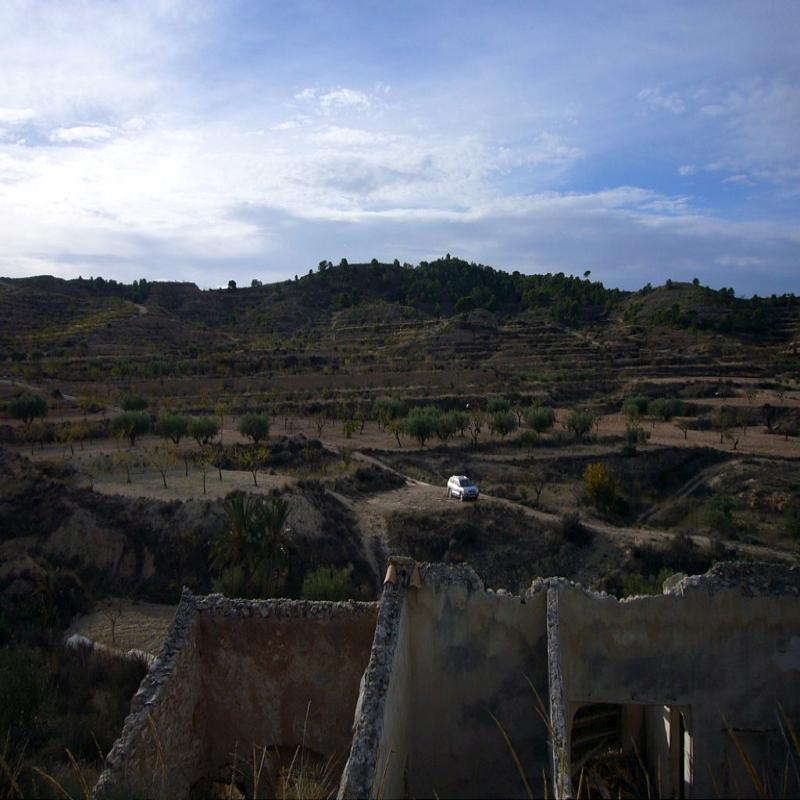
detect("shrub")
[784,498,800,539]
[0,645,49,749]
[238,413,270,443]
[583,462,622,513]
[620,567,675,598]
[700,494,737,534]
[301,566,355,601]
[560,512,592,546]
[648,397,683,422]
[490,410,517,438]
[621,396,649,421]
[120,393,148,411]
[526,405,555,435]
[487,397,511,414]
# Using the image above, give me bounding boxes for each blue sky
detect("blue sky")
[0,0,798,294]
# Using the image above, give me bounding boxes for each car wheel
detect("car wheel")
[460,493,464,502]
[447,488,451,498]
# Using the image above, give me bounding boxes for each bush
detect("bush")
[120,393,148,411]
[490,410,517,438]
[784,498,800,539]
[238,413,270,443]
[435,411,459,442]
[487,397,511,414]
[583,462,622,513]
[0,645,49,749]
[526,405,555,435]
[700,494,738,534]
[648,397,683,422]
[559,512,592,546]
[621,396,649,421]
[301,566,355,601]
[620,567,675,598]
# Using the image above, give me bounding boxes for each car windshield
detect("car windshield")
[458,478,474,487]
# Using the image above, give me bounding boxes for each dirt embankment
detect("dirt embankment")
[0,450,381,617]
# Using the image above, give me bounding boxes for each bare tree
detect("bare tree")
[529,469,550,509]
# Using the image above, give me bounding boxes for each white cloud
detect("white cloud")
[722,174,754,186]
[695,79,800,184]
[715,255,763,268]
[318,88,371,113]
[0,107,35,125]
[678,164,696,176]
[637,87,685,114]
[295,86,379,116]
[49,124,119,144]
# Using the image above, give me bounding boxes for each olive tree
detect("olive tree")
[154,414,190,446]
[405,406,439,447]
[8,393,47,426]
[188,416,220,446]
[526,406,555,436]
[565,409,594,441]
[238,413,270,444]
[110,412,150,447]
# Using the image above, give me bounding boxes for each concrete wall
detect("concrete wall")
[556,564,800,798]
[341,563,551,800]
[404,575,550,799]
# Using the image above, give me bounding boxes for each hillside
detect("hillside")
[1,259,798,406]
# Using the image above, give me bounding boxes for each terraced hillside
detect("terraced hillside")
[1,261,798,409]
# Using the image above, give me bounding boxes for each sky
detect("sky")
[0,0,798,295]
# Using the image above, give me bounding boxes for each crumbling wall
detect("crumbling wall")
[98,562,800,800]
[93,591,206,799]
[404,568,550,798]
[196,595,378,784]
[556,564,800,798]
[341,562,551,799]
[339,561,413,799]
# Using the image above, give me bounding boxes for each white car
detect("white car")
[447,475,479,501]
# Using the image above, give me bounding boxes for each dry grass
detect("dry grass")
[65,601,177,656]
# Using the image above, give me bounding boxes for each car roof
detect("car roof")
[449,474,468,480]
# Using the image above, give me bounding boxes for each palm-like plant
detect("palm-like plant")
[211,493,292,598]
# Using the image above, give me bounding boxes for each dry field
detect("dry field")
[67,600,177,655]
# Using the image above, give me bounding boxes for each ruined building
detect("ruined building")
[93,560,800,799]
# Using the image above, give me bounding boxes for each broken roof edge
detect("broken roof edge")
[392,557,800,604]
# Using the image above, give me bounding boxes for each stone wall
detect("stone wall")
[93,590,205,799]
[94,592,379,798]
